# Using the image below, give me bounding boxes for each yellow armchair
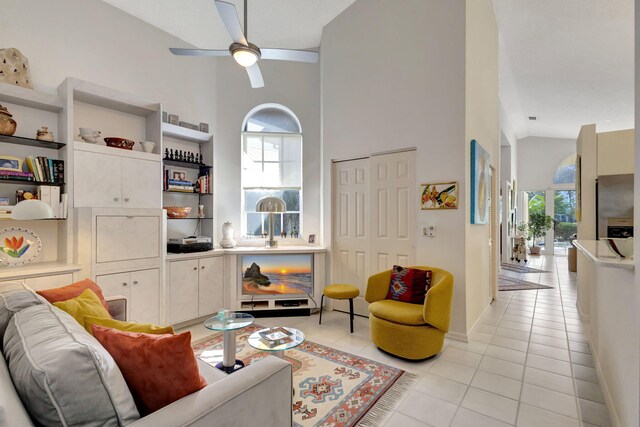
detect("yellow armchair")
[365,266,454,360]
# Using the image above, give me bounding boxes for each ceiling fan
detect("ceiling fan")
[170,0,319,88]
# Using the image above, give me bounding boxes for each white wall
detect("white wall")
[215,59,321,243]
[464,0,499,332]
[322,0,498,337]
[0,0,217,127]
[517,136,576,191]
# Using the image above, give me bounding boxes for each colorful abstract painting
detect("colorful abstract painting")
[470,139,490,224]
[420,182,458,209]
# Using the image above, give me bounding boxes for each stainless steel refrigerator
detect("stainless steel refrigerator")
[596,174,634,238]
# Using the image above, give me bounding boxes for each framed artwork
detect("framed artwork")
[308,234,316,244]
[470,139,490,224]
[170,169,187,181]
[0,155,22,172]
[420,182,458,209]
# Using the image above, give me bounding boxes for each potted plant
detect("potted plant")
[523,212,554,255]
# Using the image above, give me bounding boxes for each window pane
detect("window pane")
[281,136,302,187]
[246,213,264,236]
[244,137,263,162]
[281,190,300,211]
[528,191,546,247]
[553,190,577,255]
[283,213,300,237]
[245,108,300,133]
[263,213,282,236]
[263,137,281,161]
[263,163,281,187]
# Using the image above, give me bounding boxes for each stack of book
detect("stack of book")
[24,156,64,183]
[0,206,12,219]
[0,170,34,181]
[164,174,195,192]
[198,173,211,195]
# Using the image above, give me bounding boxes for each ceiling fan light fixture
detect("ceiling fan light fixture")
[231,43,261,67]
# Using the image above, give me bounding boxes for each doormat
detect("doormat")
[498,274,554,291]
[193,325,417,427]
[501,262,548,274]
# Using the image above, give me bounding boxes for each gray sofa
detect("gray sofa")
[0,282,293,427]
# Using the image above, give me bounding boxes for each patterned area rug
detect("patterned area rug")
[498,274,554,291]
[192,325,416,427]
[501,262,548,274]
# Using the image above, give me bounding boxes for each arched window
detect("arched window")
[553,153,577,185]
[241,104,303,238]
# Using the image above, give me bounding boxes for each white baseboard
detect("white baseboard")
[590,346,621,427]
[576,301,590,322]
[446,330,469,342]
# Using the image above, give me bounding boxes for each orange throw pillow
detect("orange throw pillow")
[92,325,207,414]
[37,279,111,313]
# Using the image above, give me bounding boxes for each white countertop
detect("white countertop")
[166,245,327,261]
[574,240,634,270]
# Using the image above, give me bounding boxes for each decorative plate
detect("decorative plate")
[0,227,42,265]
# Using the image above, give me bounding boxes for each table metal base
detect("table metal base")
[215,360,245,373]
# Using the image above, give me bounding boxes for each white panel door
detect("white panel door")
[369,151,416,272]
[198,256,224,316]
[74,151,122,208]
[130,269,160,324]
[121,158,161,209]
[332,158,370,316]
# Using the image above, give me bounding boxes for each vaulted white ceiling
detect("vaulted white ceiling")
[102,0,634,140]
[493,0,634,139]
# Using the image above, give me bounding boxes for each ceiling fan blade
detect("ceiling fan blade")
[169,48,230,57]
[215,0,248,46]
[246,64,264,88]
[260,48,319,63]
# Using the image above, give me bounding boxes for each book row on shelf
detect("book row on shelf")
[163,170,212,195]
[0,156,64,184]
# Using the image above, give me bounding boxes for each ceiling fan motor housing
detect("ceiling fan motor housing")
[230,42,261,60]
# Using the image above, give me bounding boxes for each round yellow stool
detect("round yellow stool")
[319,284,360,333]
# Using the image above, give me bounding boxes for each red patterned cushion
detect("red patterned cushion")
[386,266,433,304]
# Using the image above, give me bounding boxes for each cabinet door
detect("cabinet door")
[121,158,161,209]
[23,273,74,291]
[96,272,132,319]
[168,260,199,324]
[130,269,159,324]
[96,215,160,263]
[74,151,122,208]
[198,257,224,316]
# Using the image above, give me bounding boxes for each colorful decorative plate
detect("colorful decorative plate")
[0,227,42,265]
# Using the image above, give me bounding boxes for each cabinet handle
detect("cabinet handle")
[133,281,138,285]
[201,266,205,269]
[114,197,119,202]
[122,282,128,287]
[193,267,197,270]
[124,198,130,202]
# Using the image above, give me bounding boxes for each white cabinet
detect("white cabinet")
[198,256,224,316]
[74,149,160,209]
[0,273,74,290]
[96,215,160,263]
[168,256,224,324]
[96,268,159,324]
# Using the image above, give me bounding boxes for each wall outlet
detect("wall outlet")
[427,225,436,237]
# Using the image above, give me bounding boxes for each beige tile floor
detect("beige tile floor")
[182,255,612,426]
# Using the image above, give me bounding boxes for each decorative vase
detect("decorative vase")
[36,126,54,141]
[0,104,17,136]
[220,222,236,248]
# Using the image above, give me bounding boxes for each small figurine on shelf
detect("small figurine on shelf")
[164,148,169,160]
[195,153,200,164]
[169,148,174,160]
[281,231,287,238]
[291,227,299,239]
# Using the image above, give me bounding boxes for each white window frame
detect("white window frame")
[240,104,304,241]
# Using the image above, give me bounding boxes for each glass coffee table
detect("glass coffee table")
[204,312,254,373]
[247,326,305,359]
